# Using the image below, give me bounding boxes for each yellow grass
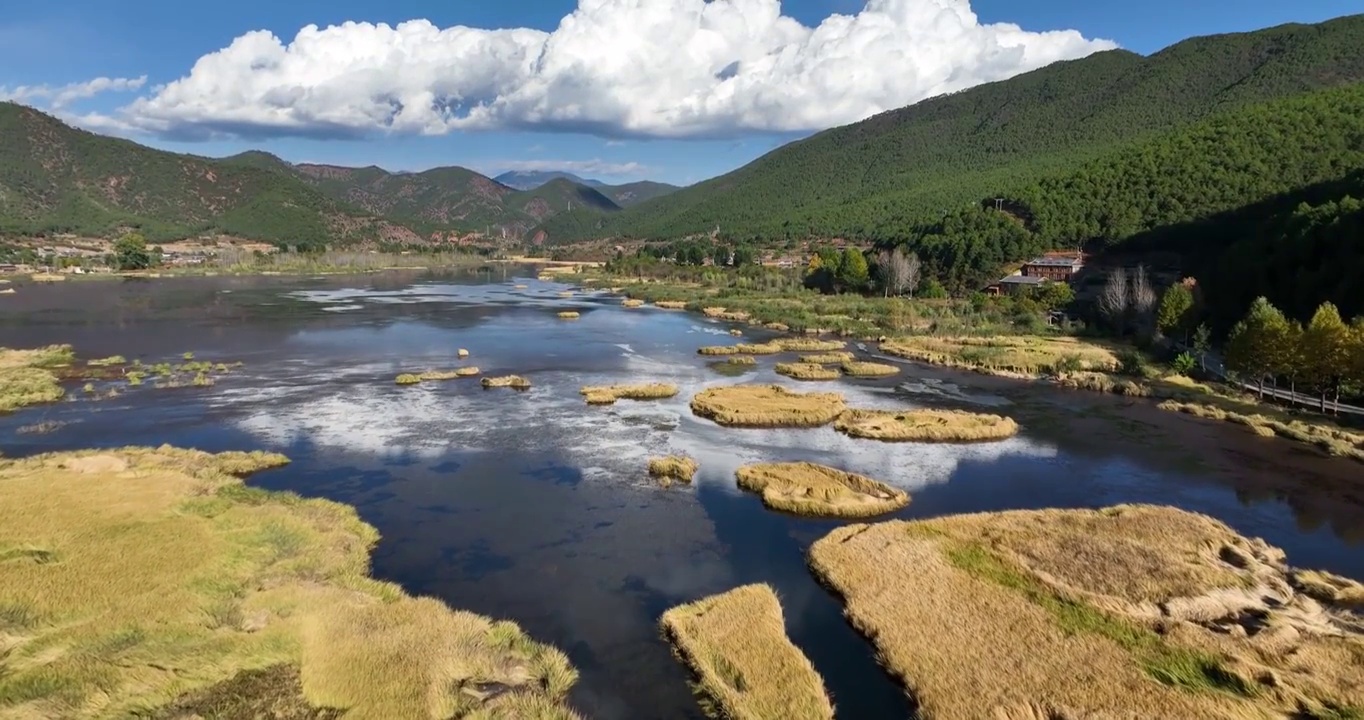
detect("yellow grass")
[881,335,1119,376]
[557,291,574,298]
[735,462,908,518]
[30,273,66,283]
[660,584,833,720]
[729,329,743,336]
[481,375,532,389]
[647,456,698,486]
[690,384,846,428]
[0,447,580,719]
[0,345,75,413]
[774,362,841,381]
[514,284,529,289]
[834,408,1019,443]
[703,307,751,322]
[655,301,688,310]
[839,360,900,377]
[457,348,469,358]
[697,343,783,356]
[725,356,757,366]
[395,368,480,385]
[799,352,854,364]
[1158,400,1364,462]
[87,355,127,367]
[773,338,846,352]
[579,383,680,405]
[557,311,580,319]
[622,299,645,308]
[808,504,1364,719]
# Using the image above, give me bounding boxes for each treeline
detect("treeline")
[1223,297,1364,411]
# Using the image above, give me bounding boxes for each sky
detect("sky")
[1,0,1358,186]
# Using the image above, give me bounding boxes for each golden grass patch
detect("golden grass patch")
[690,384,846,428]
[654,301,688,310]
[557,291,574,298]
[697,343,783,356]
[881,335,1118,377]
[0,345,75,412]
[580,383,680,405]
[774,362,841,381]
[395,368,480,385]
[647,456,698,486]
[729,329,743,337]
[808,504,1364,719]
[834,408,1019,443]
[1158,400,1364,463]
[773,338,846,352]
[839,360,899,377]
[557,311,580,319]
[736,462,908,518]
[703,307,751,322]
[457,348,470,358]
[725,356,757,366]
[799,352,854,364]
[481,375,532,390]
[622,299,645,308]
[0,447,580,719]
[660,584,833,720]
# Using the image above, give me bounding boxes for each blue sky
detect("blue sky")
[1,0,1358,186]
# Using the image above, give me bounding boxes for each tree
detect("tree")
[1157,283,1195,340]
[1191,323,1212,373]
[1224,297,1289,398]
[804,250,835,294]
[711,245,731,267]
[919,278,949,299]
[113,232,152,271]
[1036,282,1074,312]
[1098,268,1129,334]
[732,245,755,267]
[875,248,921,297]
[1350,317,1364,396]
[837,248,870,292]
[1302,302,1352,413]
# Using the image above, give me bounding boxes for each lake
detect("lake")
[3,268,1362,719]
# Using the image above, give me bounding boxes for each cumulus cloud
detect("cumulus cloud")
[87,0,1116,140]
[496,159,646,175]
[0,75,146,109]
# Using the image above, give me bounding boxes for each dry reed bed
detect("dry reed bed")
[655,301,688,310]
[840,360,900,377]
[703,306,751,322]
[648,456,699,486]
[881,335,1118,377]
[772,338,846,353]
[0,447,580,719]
[724,356,758,366]
[660,584,834,720]
[808,504,1364,719]
[0,345,74,412]
[395,367,480,385]
[697,343,783,356]
[1159,400,1364,463]
[622,299,645,308]
[580,383,680,405]
[834,408,1019,443]
[557,311,581,319]
[800,352,854,364]
[690,385,846,428]
[736,462,909,518]
[457,348,469,358]
[482,375,532,389]
[775,362,842,381]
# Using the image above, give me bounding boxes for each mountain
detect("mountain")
[494,170,680,208]
[495,170,605,190]
[0,104,413,248]
[538,14,1364,244]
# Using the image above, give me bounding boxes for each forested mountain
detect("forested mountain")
[601,181,681,207]
[493,171,680,207]
[538,14,1364,244]
[495,170,605,190]
[0,104,410,248]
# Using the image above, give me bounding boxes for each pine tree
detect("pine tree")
[1302,302,1352,412]
[1224,297,1289,397]
[1157,283,1195,340]
[837,248,870,292]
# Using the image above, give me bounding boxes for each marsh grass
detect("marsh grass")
[654,301,688,310]
[622,299,645,308]
[482,375,532,390]
[729,329,743,336]
[703,307,751,322]
[0,345,74,412]
[557,311,581,319]
[0,447,580,718]
[457,348,470,358]
[808,505,1364,719]
[839,360,900,377]
[773,338,846,352]
[799,352,854,364]
[647,456,699,486]
[1158,399,1364,463]
[87,355,126,367]
[735,462,909,518]
[660,584,834,720]
[396,368,481,385]
[697,343,783,356]
[774,363,841,381]
[580,383,679,405]
[834,408,1019,442]
[690,385,846,428]
[882,335,1118,377]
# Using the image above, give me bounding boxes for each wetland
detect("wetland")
[3,267,1364,719]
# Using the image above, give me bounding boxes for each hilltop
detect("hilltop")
[494,170,680,207]
[538,14,1364,245]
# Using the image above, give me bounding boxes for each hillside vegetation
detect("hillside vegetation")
[538,15,1364,245]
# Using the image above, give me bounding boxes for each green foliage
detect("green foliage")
[1157,284,1196,338]
[113,232,152,271]
[919,279,949,300]
[1035,282,1075,312]
[1116,350,1148,377]
[1225,297,1292,392]
[836,248,870,291]
[1172,352,1198,375]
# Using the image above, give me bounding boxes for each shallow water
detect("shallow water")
[3,269,1363,719]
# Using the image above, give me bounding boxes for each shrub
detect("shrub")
[1171,352,1197,376]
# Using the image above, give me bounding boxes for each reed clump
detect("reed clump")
[558,291,574,298]
[736,462,909,518]
[655,301,688,310]
[774,362,841,381]
[482,375,532,390]
[648,456,699,486]
[0,345,74,412]
[690,385,846,428]
[840,360,900,377]
[729,329,743,337]
[87,355,127,367]
[773,338,846,353]
[703,307,751,322]
[0,447,580,719]
[397,368,481,385]
[557,311,581,319]
[457,348,469,358]
[580,383,680,405]
[834,408,1019,442]
[697,343,783,356]
[622,299,645,308]
[1158,400,1364,463]
[660,584,834,720]
[807,504,1364,719]
[726,356,757,366]
[882,335,1119,377]
[800,352,854,364]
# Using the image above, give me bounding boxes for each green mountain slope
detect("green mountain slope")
[600,181,680,207]
[538,14,1364,244]
[0,104,414,248]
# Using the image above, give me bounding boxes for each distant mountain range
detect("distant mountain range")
[494,170,680,208]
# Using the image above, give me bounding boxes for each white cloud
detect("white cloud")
[496,159,646,176]
[0,75,146,109]
[82,0,1116,141]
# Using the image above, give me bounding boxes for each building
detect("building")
[985,274,1047,296]
[1020,254,1084,282]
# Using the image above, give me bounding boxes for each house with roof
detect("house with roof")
[985,253,1085,295]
